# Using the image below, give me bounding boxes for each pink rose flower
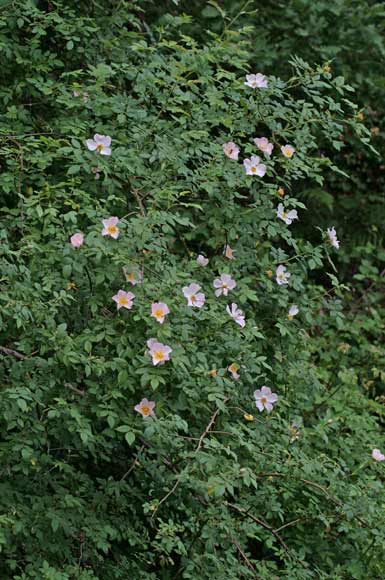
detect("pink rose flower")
[112,290,135,310]
[102,216,120,239]
[182,283,206,308]
[151,302,170,324]
[213,273,236,297]
[123,266,143,285]
[86,134,112,155]
[147,338,172,366]
[224,244,235,260]
[226,302,245,327]
[197,254,209,266]
[223,141,240,160]
[134,398,156,418]
[327,227,340,249]
[254,137,273,156]
[244,73,268,89]
[281,144,295,158]
[243,155,266,177]
[372,448,385,461]
[254,386,278,412]
[70,232,84,248]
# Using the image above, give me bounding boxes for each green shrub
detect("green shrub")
[1,2,385,579]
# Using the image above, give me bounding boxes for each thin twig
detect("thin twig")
[120,445,145,480]
[226,502,289,552]
[132,187,146,216]
[0,346,26,360]
[229,536,260,578]
[195,399,228,453]
[64,383,85,396]
[151,478,181,520]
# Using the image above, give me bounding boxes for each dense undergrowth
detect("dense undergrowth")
[0,1,384,579]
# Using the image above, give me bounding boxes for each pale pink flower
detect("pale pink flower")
[182,283,206,308]
[112,290,135,310]
[281,144,295,158]
[134,398,156,418]
[228,363,240,380]
[73,90,89,103]
[70,232,84,248]
[147,338,172,366]
[197,254,209,267]
[223,141,240,160]
[86,134,112,156]
[277,203,298,225]
[372,448,385,461]
[276,265,290,285]
[226,303,245,327]
[254,137,273,156]
[123,266,143,285]
[224,244,235,260]
[151,302,170,324]
[327,227,340,249]
[102,216,120,239]
[254,386,278,412]
[288,305,299,320]
[213,273,236,297]
[245,73,268,89]
[243,155,266,177]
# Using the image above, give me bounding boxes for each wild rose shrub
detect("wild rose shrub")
[1,3,385,579]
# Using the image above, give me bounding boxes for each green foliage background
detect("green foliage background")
[0,1,384,579]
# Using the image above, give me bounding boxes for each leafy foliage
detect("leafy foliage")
[0,2,384,579]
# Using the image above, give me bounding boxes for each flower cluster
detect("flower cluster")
[73,106,342,424]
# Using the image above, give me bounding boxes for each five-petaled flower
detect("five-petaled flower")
[226,303,245,327]
[224,244,235,260]
[277,203,298,225]
[243,155,266,177]
[281,144,295,158]
[288,305,299,320]
[372,448,385,461]
[254,137,273,156]
[151,302,170,324]
[197,254,209,266]
[228,363,240,380]
[276,265,290,285]
[123,266,143,285]
[86,134,112,155]
[254,386,278,412]
[245,73,268,89]
[134,398,156,418]
[102,216,120,239]
[327,227,340,249]
[112,290,135,310]
[214,273,236,297]
[70,232,84,248]
[147,338,172,366]
[223,141,239,160]
[182,283,206,308]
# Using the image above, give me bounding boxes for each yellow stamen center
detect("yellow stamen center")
[154,351,165,362]
[96,143,103,152]
[250,166,257,173]
[141,405,151,416]
[229,363,239,373]
[154,308,164,318]
[119,296,129,305]
[191,294,197,302]
[261,396,267,405]
[108,225,117,235]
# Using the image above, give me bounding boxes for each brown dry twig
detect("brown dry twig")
[225,501,289,552]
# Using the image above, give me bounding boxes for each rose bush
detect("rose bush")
[1,2,385,579]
